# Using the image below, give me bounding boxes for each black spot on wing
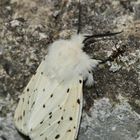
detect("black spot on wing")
[49,112,52,115]
[79,80,82,84]
[43,104,45,108]
[23,110,25,116]
[77,99,80,104]
[50,94,53,98]
[69,117,73,121]
[27,88,29,92]
[55,134,60,139]
[67,88,70,93]
[40,120,44,124]
[67,129,71,132]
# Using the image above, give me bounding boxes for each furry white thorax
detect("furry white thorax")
[43,34,99,86]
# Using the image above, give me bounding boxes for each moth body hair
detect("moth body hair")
[44,34,99,86]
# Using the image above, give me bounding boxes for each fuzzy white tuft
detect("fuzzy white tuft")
[43,34,99,86]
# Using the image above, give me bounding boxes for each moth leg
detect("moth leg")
[99,45,126,64]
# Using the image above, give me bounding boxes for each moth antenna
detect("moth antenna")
[83,31,123,45]
[85,31,123,39]
[77,0,82,34]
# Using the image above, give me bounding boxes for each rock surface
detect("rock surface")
[0,0,140,140]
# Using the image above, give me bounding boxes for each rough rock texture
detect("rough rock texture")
[0,0,140,140]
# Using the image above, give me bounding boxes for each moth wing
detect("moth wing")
[14,59,49,135]
[28,77,83,140]
[14,56,83,140]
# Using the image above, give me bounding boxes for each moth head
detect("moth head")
[70,34,85,48]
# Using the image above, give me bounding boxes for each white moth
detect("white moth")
[14,34,99,140]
